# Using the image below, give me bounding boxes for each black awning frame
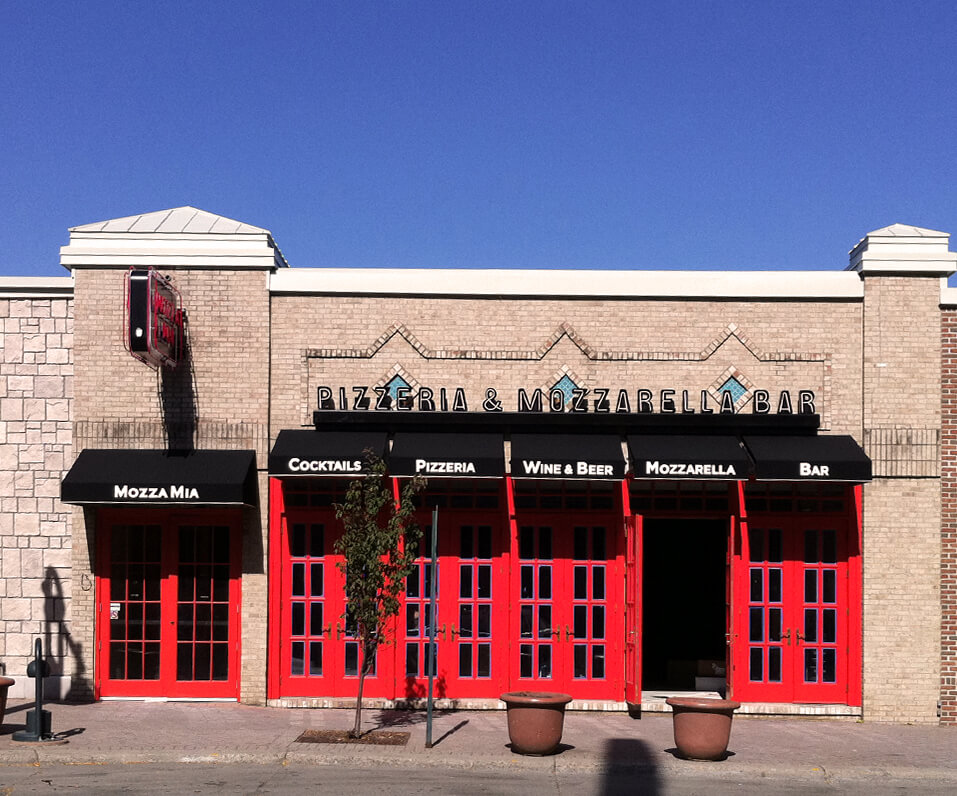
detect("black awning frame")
[509,433,627,480]
[61,449,258,506]
[627,434,752,481]
[268,430,387,477]
[389,432,505,478]
[743,435,872,483]
[267,424,872,485]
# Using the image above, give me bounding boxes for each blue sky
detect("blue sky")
[3,1,957,275]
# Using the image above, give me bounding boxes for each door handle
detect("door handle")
[782,628,792,646]
[335,623,343,640]
[449,625,459,640]
[565,625,573,643]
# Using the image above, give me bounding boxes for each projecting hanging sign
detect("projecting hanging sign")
[126,268,184,368]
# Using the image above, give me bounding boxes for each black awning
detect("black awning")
[627,435,751,480]
[744,435,872,482]
[390,433,505,478]
[268,430,387,476]
[510,434,626,480]
[61,449,257,505]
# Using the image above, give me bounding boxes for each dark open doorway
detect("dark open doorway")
[641,518,727,691]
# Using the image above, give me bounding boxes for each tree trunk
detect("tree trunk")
[352,665,365,738]
[351,634,377,738]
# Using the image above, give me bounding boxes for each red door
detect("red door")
[511,518,623,699]
[734,518,850,703]
[96,511,242,699]
[400,511,508,700]
[276,510,396,698]
[624,514,641,705]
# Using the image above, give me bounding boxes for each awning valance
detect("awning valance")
[510,434,626,480]
[268,430,387,476]
[627,435,751,480]
[390,433,505,478]
[744,435,872,482]
[61,449,257,505]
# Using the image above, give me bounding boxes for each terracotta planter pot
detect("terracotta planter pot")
[500,691,573,755]
[0,676,14,729]
[665,696,740,761]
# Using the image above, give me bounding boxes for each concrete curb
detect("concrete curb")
[4,744,957,785]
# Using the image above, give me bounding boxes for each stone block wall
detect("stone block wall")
[0,294,74,698]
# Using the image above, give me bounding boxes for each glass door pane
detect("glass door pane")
[176,525,232,682]
[108,525,162,683]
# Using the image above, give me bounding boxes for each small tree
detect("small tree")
[334,452,426,738]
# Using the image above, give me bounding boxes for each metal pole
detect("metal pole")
[33,638,43,734]
[425,506,438,748]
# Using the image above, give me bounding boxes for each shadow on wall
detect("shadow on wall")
[42,566,88,701]
[159,314,198,452]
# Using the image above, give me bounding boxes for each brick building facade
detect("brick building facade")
[2,208,956,724]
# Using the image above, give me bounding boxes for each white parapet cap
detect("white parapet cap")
[0,276,74,298]
[59,206,288,271]
[270,267,864,300]
[848,223,957,276]
[940,286,957,307]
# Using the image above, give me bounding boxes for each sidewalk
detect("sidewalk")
[2,698,956,785]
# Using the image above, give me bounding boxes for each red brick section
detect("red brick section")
[941,310,957,724]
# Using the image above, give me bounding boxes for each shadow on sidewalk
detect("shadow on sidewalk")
[371,709,469,747]
[598,738,661,795]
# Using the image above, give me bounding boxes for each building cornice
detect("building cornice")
[0,276,74,298]
[270,268,864,300]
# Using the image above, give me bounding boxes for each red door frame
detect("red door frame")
[730,484,862,704]
[94,507,243,700]
[401,487,510,700]
[847,484,863,707]
[266,477,284,700]
[627,480,740,699]
[267,477,398,700]
[728,481,747,699]
[506,477,625,700]
[623,481,641,705]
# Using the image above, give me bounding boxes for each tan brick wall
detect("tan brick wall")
[270,296,864,437]
[240,471,269,705]
[0,296,75,698]
[70,267,271,703]
[862,479,941,722]
[940,309,957,723]
[72,268,270,456]
[864,277,942,429]
[859,275,943,722]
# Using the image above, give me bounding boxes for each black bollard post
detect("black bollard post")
[12,638,52,742]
